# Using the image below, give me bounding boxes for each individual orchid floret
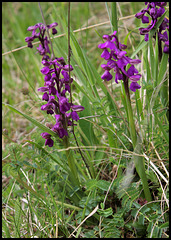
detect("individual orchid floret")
[41,132,54,147]
[98,31,142,92]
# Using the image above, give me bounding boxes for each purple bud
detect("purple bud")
[163,45,169,53]
[47,22,58,29]
[27,42,33,48]
[135,11,145,19]
[103,34,110,40]
[27,24,39,31]
[61,70,69,81]
[47,109,54,115]
[52,28,57,35]
[37,87,49,92]
[128,59,141,65]
[25,36,35,42]
[127,65,139,76]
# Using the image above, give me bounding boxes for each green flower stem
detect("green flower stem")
[123,78,152,202]
[63,136,80,188]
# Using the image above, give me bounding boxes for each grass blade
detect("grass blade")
[3,102,57,137]
[111,2,118,35]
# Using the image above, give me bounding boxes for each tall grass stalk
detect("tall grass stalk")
[111,2,118,36]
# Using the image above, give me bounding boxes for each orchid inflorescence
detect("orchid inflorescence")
[135,2,169,54]
[25,22,84,147]
[98,31,142,92]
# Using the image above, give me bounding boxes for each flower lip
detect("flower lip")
[41,67,50,75]
[130,82,141,92]
[71,111,79,121]
[45,138,54,147]
[142,16,149,23]
[101,49,110,60]
[101,70,113,81]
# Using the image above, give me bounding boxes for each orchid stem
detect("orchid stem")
[123,77,152,202]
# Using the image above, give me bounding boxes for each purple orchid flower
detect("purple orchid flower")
[26,22,84,146]
[135,2,169,55]
[98,31,142,92]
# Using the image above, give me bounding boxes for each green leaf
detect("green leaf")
[14,198,21,238]
[133,137,152,202]
[131,39,147,59]
[107,128,118,149]
[138,214,145,226]
[97,207,113,217]
[111,2,118,35]
[97,180,111,191]
[158,53,169,84]
[85,179,111,191]
[79,96,98,146]
[153,111,169,144]
[124,28,138,46]
[27,140,67,170]
[2,220,11,238]
[2,103,57,137]
[135,90,144,123]
[148,35,155,81]
[159,221,169,229]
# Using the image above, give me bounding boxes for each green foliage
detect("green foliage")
[14,199,22,238]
